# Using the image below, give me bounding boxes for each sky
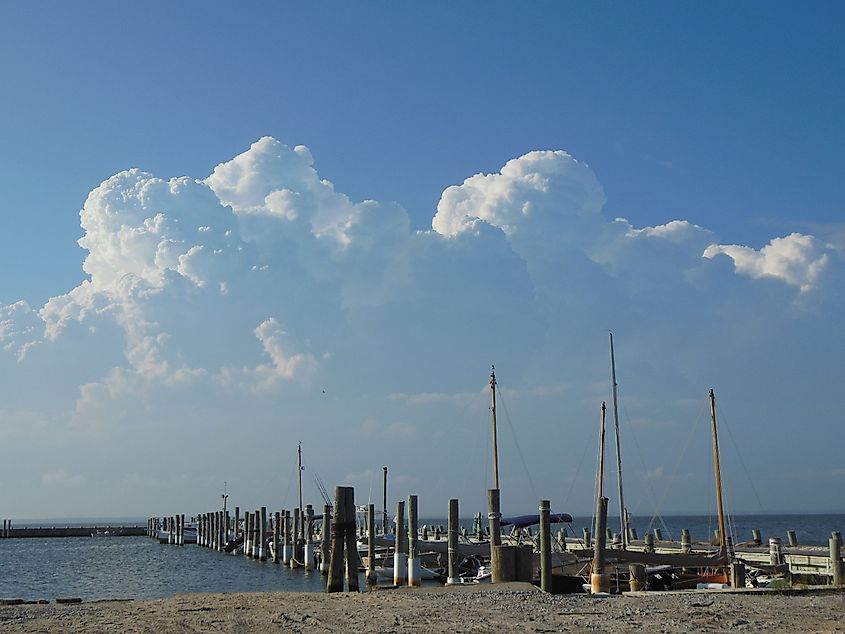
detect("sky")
[0,1,843,522]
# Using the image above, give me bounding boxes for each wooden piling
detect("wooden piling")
[394,499,407,585]
[291,508,301,568]
[283,510,292,565]
[752,529,762,545]
[259,507,267,561]
[629,563,646,591]
[366,503,376,585]
[447,498,460,585]
[539,499,552,593]
[590,496,609,593]
[629,527,638,541]
[344,488,359,592]
[681,528,691,553]
[273,512,280,563]
[305,505,315,570]
[327,487,347,593]
[583,527,591,549]
[769,537,783,566]
[488,489,502,583]
[654,528,662,541]
[243,512,251,557]
[407,494,420,587]
[787,530,798,547]
[731,562,746,589]
[224,511,230,547]
[320,504,331,574]
[234,506,240,549]
[831,532,842,586]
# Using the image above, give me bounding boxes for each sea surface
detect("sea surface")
[1,514,842,601]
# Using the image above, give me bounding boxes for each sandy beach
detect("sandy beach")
[1,584,843,633]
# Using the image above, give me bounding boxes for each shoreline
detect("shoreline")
[1,585,843,633]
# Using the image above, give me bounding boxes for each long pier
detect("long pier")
[1,524,145,538]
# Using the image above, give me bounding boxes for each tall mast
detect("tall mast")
[298,442,304,516]
[609,331,628,548]
[709,389,728,558]
[595,401,607,538]
[490,365,500,491]
[598,402,606,500]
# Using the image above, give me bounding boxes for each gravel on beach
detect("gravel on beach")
[0,584,843,633]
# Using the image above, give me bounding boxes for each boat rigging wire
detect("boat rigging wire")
[495,385,541,503]
[618,396,674,541]
[644,404,706,539]
[716,401,766,514]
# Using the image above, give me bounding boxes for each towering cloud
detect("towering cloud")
[0,137,841,516]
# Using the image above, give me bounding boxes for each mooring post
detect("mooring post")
[320,504,331,574]
[539,499,552,593]
[654,528,662,541]
[629,527,638,541]
[243,512,251,557]
[629,563,646,591]
[272,512,280,563]
[305,505,315,570]
[327,487,347,592]
[583,527,591,549]
[787,530,798,547]
[234,507,240,552]
[590,496,609,594]
[681,528,691,553]
[644,533,655,553]
[283,510,292,565]
[259,507,267,561]
[224,510,230,547]
[488,489,502,583]
[408,494,420,587]
[366,503,377,585]
[769,537,783,566]
[731,561,746,589]
[180,514,186,546]
[394,499,407,585]
[215,511,221,552]
[291,508,301,568]
[830,532,842,586]
[446,498,460,585]
[344,487,359,592]
[752,529,762,545]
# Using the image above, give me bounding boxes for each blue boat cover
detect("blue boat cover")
[500,513,572,528]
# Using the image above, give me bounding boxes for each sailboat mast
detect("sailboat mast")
[298,442,304,517]
[598,402,606,500]
[609,331,628,548]
[709,389,728,557]
[490,365,500,491]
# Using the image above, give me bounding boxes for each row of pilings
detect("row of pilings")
[147,487,562,592]
[147,488,845,592]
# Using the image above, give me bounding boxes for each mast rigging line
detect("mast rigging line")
[495,384,541,504]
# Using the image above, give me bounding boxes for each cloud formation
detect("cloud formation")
[1,136,842,516]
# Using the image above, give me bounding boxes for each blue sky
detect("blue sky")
[0,1,843,521]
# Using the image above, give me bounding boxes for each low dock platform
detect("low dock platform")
[1,525,146,538]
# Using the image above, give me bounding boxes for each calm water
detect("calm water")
[0,536,325,601]
[1,514,842,601]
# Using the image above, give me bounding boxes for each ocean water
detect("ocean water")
[0,536,326,601]
[1,514,842,601]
